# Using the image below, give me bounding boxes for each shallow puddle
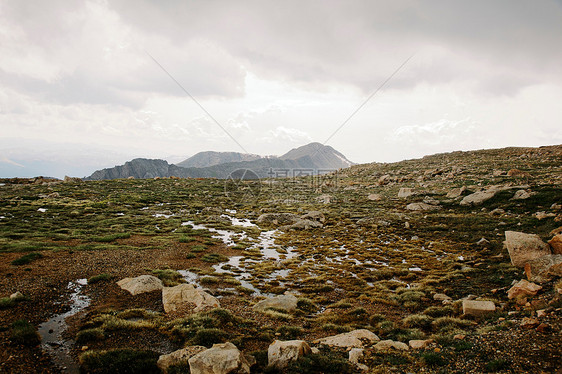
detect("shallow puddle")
[38,279,90,374]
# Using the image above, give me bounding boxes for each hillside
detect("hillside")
[0,144,560,373]
[176,151,262,168]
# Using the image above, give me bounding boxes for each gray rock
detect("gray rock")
[314,329,379,348]
[188,342,254,374]
[460,190,497,206]
[268,340,311,369]
[524,255,562,283]
[406,202,441,211]
[158,346,207,373]
[10,291,25,301]
[373,340,409,351]
[462,300,495,316]
[446,186,467,198]
[117,275,163,296]
[300,211,325,223]
[253,294,298,313]
[511,189,533,200]
[398,188,415,198]
[504,231,551,267]
[162,284,220,313]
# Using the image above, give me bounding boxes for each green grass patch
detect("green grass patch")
[11,252,43,265]
[88,273,113,284]
[0,297,15,309]
[200,253,228,263]
[10,320,40,346]
[79,349,159,374]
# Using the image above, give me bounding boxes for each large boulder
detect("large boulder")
[462,300,495,316]
[257,213,299,226]
[504,231,551,267]
[253,294,297,313]
[524,255,562,283]
[548,234,562,255]
[162,284,220,313]
[157,346,207,373]
[507,279,542,300]
[188,342,254,374]
[314,329,379,348]
[268,340,311,369]
[117,275,163,295]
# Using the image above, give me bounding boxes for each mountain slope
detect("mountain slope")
[176,151,262,168]
[281,142,354,169]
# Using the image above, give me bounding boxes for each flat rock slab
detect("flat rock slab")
[117,275,163,295]
[268,340,311,369]
[462,300,496,316]
[314,329,380,348]
[504,231,551,267]
[162,284,220,313]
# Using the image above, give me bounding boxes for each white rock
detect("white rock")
[409,339,433,349]
[462,300,496,316]
[117,275,163,296]
[398,188,415,198]
[253,294,297,313]
[348,348,369,371]
[188,342,254,374]
[314,329,379,348]
[162,284,220,313]
[406,202,440,211]
[267,340,311,369]
[504,231,551,268]
[157,346,207,373]
[374,340,409,351]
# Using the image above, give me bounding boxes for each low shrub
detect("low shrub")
[79,349,159,374]
[76,328,105,344]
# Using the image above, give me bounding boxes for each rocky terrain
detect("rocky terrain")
[0,144,561,373]
[86,142,355,181]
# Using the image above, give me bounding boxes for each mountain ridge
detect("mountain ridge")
[85,142,355,180]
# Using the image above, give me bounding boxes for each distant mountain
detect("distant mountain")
[85,143,355,180]
[280,142,354,169]
[176,151,262,168]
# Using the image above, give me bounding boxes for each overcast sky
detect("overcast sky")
[1,0,562,177]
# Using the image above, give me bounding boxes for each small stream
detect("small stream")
[38,279,90,374]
